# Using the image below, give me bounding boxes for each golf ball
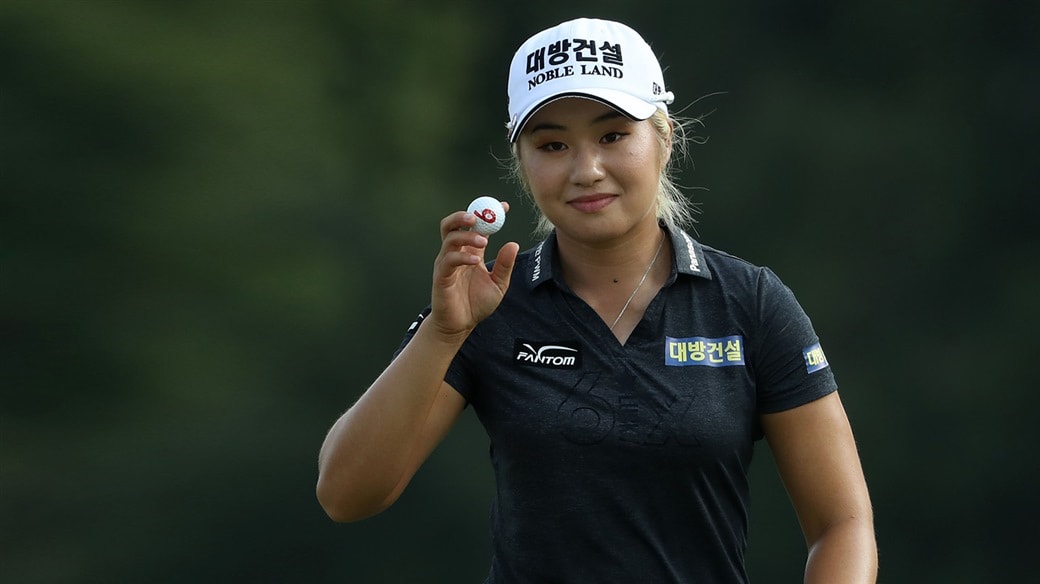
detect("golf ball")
[467,196,506,236]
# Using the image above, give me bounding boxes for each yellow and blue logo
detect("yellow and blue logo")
[665,335,745,367]
[803,342,830,374]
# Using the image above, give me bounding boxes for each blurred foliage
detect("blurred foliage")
[2,0,1037,582]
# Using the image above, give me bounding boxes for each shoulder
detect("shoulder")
[680,241,805,321]
[700,242,760,272]
[668,226,774,284]
[697,242,781,290]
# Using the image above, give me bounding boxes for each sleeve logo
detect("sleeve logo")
[665,336,745,367]
[803,342,830,374]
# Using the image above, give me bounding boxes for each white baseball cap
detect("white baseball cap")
[506,18,675,143]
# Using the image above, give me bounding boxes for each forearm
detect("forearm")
[316,324,467,521]
[804,516,878,584]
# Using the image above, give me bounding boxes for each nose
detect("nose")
[569,145,606,187]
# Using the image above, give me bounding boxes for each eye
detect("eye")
[537,141,567,152]
[601,131,628,144]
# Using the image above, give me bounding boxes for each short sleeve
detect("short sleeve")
[393,305,475,403]
[752,268,838,414]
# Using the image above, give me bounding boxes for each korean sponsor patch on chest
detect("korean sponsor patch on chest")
[665,335,745,367]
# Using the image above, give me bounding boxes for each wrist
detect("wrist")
[415,314,474,348]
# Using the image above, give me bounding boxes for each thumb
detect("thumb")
[490,242,520,291]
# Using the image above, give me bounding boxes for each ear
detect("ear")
[660,118,674,167]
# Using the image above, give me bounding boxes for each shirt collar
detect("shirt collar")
[526,225,712,290]
[669,226,712,279]
[526,234,557,289]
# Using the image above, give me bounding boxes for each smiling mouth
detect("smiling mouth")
[568,194,617,213]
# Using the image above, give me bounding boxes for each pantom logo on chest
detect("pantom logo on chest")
[514,340,582,369]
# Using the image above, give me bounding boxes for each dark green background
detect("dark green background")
[3,1,1037,582]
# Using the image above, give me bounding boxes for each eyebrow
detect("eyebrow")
[528,109,628,134]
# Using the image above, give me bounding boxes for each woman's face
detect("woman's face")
[516,97,669,245]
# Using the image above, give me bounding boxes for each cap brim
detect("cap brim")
[508,89,659,143]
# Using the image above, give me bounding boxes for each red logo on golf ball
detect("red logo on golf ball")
[474,208,497,223]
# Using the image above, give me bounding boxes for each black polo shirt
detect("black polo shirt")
[398,226,837,584]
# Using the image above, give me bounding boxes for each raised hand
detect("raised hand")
[428,204,519,338]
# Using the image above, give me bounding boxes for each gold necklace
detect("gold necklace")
[609,234,666,331]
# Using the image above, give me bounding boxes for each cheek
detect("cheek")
[623,142,665,186]
[520,158,564,199]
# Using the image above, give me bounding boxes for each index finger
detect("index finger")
[440,211,477,239]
